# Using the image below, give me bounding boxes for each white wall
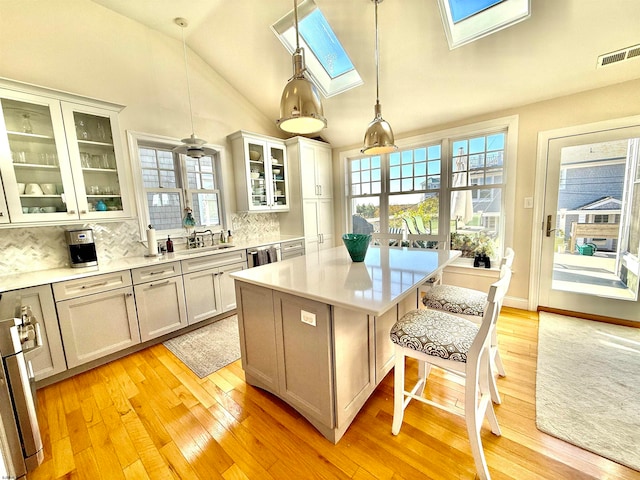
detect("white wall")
[0,0,283,213]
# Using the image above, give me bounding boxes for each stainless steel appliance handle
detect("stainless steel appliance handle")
[5,352,43,468]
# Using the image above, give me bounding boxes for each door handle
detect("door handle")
[545,214,556,237]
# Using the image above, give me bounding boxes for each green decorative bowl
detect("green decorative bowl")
[342,233,371,262]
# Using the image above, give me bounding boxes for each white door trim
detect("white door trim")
[529,114,640,311]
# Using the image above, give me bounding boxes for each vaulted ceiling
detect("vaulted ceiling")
[92,0,640,148]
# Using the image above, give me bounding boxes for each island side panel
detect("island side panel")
[235,281,279,393]
[332,306,376,430]
[273,292,334,428]
[379,289,420,382]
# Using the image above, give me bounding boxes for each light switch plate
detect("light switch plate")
[301,310,316,326]
[524,197,534,209]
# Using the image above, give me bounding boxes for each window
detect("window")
[271,0,362,98]
[129,132,224,239]
[437,0,531,49]
[344,117,518,261]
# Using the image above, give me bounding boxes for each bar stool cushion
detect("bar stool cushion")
[423,285,486,317]
[390,309,479,362]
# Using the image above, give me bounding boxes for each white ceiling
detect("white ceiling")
[91,0,640,149]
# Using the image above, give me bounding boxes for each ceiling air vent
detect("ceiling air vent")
[597,44,640,68]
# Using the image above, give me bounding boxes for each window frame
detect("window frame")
[126,131,228,245]
[271,0,363,98]
[437,0,531,50]
[341,116,518,265]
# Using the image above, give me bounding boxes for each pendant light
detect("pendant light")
[276,0,327,135]
[173,18,217,159]
[361,0,397,155]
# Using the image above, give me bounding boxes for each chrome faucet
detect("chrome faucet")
[187,229,215,249]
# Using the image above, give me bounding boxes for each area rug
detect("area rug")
[536,312,640,471]
[163,315,241,378]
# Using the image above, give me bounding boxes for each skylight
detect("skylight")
[449,0,505,23]
[437,0,530,49]
[272,0,362,98]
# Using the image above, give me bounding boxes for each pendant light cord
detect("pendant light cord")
[374,0,380,107]
[179,21,196,135]
[294,0,300,51]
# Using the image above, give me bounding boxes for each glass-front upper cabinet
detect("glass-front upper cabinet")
[228,130,289,212]
[60,103,127,218]
[0,81,130,224]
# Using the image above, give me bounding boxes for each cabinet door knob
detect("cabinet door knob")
[68,210,76,214]
[80,210,87,214]
[0,212,3,217]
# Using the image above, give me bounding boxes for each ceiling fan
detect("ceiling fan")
[173,17,216,159]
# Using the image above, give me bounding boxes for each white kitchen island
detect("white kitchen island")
[231,245,461,443]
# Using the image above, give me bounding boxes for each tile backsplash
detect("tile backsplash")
[0,212,280,275]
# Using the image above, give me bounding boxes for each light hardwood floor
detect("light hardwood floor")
[28,307,640,480]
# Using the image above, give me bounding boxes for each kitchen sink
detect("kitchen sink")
[174,244,235,256]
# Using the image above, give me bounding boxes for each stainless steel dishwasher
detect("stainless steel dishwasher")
[246,243,281,267]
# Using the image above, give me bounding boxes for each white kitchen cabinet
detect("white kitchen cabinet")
[18,285,67,381]
[228,130,289,212]
[295,138,333,200]
[132,262,187,342]
[281,137,334,255]
[0,79,131,225]
[54,272,139,368]
[280,238,305,260]
[182,250,247,324]
[303,198,334,254]
[218,262,246,311]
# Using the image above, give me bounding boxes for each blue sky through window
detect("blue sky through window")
[299,9,354,79]
[448,0,504,23]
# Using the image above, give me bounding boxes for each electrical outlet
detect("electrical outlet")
[301,310,316,327]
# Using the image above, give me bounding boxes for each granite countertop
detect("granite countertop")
[231,246,461,316]
[0,235,303,293]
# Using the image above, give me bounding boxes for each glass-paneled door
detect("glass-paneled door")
[538,125,640,321]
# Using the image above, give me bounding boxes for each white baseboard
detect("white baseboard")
[504,295,530,311]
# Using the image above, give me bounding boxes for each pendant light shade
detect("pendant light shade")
[362,0,397,155]
[173,18,217,159]
[276,0,327,135]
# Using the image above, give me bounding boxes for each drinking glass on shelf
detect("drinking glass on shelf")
[21,114,33,134]
[80,152,91,168]
[76,120,89,140]
[12,151,26,163]
[96,121,107,141]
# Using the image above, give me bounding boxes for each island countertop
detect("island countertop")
[231,245,461,316]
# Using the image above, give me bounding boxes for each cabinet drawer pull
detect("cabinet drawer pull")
[81,281,108,289]
[149,280,170,287]
[148,270,169,276]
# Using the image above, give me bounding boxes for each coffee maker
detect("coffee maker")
[65,228,98,268]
